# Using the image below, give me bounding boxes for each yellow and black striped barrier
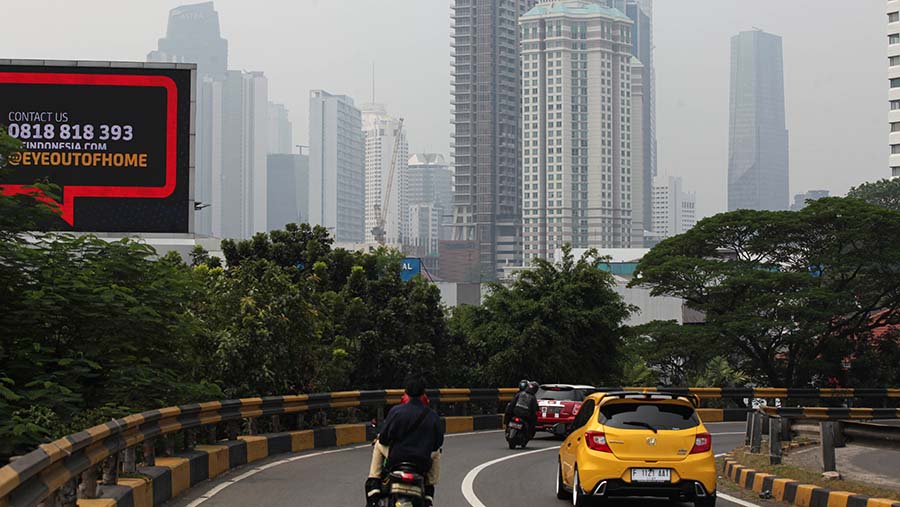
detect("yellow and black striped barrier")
[761,406,900,421]
[0,386,894,506]
[724,456,900,507]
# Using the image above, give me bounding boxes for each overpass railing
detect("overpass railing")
[0,386,896,507]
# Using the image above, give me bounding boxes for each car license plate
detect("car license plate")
[631,468,671,483]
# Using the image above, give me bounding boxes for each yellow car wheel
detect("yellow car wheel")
[556,460,568,500]
[572,466,589,507]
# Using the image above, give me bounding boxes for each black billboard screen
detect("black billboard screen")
[0,63,193,233]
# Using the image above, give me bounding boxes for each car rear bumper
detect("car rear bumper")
[577,452,716,498]
[536,416,575,429]
[589,478,714,500]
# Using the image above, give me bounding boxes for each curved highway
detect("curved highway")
[169,422,752,507]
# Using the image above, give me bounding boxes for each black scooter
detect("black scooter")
[505,416,531,449]
[378,462,427,507]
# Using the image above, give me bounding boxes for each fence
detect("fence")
[1,386,896,507]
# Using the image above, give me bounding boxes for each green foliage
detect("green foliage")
[847,178,900,211]
[631,197,900,387]
[450,245,634,386]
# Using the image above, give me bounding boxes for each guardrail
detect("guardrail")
[0,388,515,507]
[746,406,900,471]
[1,386,895,507]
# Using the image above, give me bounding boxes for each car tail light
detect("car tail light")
[572,403,581,416]
[690,432,711,454]
[585,431,612,453]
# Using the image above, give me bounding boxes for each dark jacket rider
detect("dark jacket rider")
[505,380,539,436]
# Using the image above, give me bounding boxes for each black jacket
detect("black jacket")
[506,391,538,425]
[379,399,444,472]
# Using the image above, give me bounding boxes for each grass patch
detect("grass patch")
[723,446,900,501]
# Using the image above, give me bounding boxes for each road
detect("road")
[169,422,752,507]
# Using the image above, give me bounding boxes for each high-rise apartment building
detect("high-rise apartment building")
[728,29,790,211]
[308,90,365,244]
[362,104,408,246]
[451,0,536,279]
[889,0,900,177]
[519,1,637,262]
[651,175,696,239]
[217,71,268,240]
[148,1,228,236]
[268,102,293,155]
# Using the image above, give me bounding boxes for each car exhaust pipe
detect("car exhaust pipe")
[694,482,707,497]
[592,481,607,496]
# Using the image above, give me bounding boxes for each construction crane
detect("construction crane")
[371,117,404,245]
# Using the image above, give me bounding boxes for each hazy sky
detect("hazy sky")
[1,0,887,218]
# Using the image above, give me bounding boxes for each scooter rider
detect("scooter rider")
[366,376,444,507]
[504,379,538,438]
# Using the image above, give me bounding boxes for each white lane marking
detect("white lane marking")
[718,492,763,507]
[461,446,558,506]
[183,444,370,506]
[178,430,504,506]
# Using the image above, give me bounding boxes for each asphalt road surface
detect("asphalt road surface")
[169,422,753,507]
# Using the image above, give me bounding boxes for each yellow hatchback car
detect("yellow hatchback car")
[556,391,716,506]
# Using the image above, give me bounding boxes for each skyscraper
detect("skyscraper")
[790,190,829,211]
[148,1,228,236]
[889,0,900,177]
[651,175,696,239]
[407,153,454,255]
[308,90,365,244]
[602,0,656,243]
[519,1,637,262]
[267,102,293,155]
[218,71,268,240]
[362,103,408,246]
[267,153,309,232]
[728,30,790,211]
[451,0,536,279]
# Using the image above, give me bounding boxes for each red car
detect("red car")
[535,384,598,433]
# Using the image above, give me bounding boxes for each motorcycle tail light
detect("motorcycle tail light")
[400,471,415,482]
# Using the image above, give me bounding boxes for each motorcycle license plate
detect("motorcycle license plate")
[631,468,671,483]
[508,422,523,429]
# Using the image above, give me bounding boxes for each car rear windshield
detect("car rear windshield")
[599,403,699,430]
[537,387,578,401]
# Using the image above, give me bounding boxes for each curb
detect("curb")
[73,415,502,507]
[723,456,900,507]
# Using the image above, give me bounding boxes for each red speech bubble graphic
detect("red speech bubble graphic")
[0,72,178,226]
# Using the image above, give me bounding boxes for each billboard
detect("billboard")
[0,61,194,233]
[400,257,422,282]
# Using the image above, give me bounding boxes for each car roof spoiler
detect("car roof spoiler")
[598,391,701,408]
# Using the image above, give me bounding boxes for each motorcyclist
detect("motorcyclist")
[366,376,444,507]
[505,379,539,439]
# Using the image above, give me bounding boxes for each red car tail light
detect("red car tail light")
[690,432,712,454]
[585,431,612,453]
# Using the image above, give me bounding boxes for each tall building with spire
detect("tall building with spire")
[728,29,789,211]
[451,0,536,280]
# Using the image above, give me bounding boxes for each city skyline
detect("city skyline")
[0,0,888,221]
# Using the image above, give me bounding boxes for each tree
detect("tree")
[847,178,900,211]
[450,245,634,387]
[630,197,900,386]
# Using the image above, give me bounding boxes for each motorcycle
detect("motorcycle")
[378,462,427,507]
[505,416,530,449]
